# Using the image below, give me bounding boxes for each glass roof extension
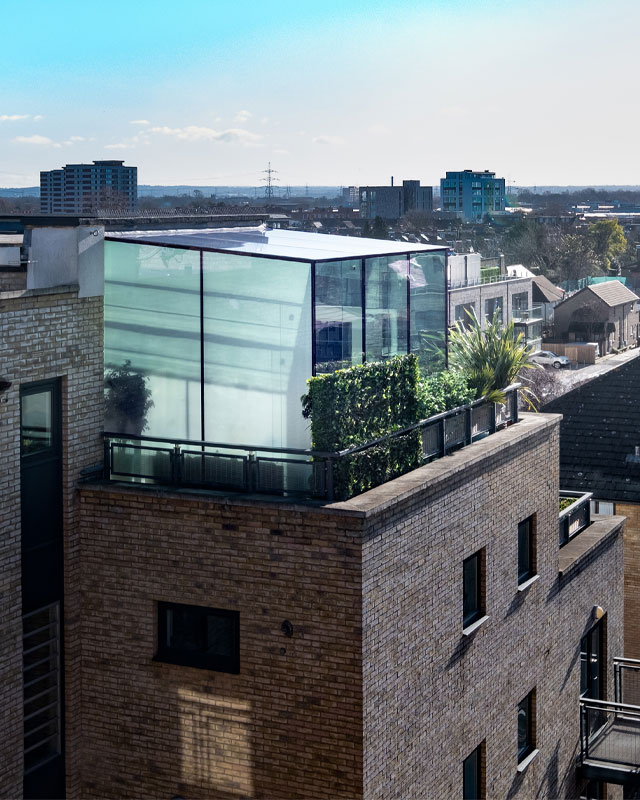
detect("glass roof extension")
[106,226,446,262]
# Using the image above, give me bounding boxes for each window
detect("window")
[155,602,239,673]
[463,743,484,799]
[517,516,535,585]
[517,691,535,763]
[21,384,56,455]
[590,500,614,516]
[455,303,476,328]
[463,551,483,628]
[484,296,503,323]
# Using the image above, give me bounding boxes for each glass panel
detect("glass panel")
[455,303,476,328]
[206,613,235,657]
[315,258,363,374]
[463,554,480,626]
[166,608,204,653]
[517,695,530,760]
[512,292,528,313]
[202,252,312,450]
[104,241,202,440]
[463,747,479,800]
[365,255,407,362]
[484,296,503,324]
[518,518,531,582]
[409,252,446,374]
[589,626,601,700]
[580,634,588,696]
[21,391,52,454]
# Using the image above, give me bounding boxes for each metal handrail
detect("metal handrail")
[102,385,520,501]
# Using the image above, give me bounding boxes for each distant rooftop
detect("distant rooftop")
[106,226,445,262]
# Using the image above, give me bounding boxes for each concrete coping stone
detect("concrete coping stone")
[558,515,625,575]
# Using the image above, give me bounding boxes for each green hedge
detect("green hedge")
[303,356,474,501]
[303,355,422,500]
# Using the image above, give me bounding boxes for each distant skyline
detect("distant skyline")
[2,0,638,188]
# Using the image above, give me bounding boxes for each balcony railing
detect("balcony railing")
[580,698,640,771]
[559,491,592,546]
[102,385,520,502]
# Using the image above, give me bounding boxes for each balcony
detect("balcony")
[580,658,640,784]
[559,491,593,546]
[101,386,520,502]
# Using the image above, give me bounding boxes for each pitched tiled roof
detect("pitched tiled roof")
[532,275,564,304]
[543,354,640,502]
[584,280,639,307]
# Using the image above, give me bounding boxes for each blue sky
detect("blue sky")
[2,0,638,188]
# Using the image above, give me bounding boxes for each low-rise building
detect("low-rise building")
[359,179,433,221]
[553,280,639,355]
[440,169,506,221]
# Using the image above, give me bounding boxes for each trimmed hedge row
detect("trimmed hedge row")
[303,355,474,501]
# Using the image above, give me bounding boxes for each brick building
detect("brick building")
[0,217,636,799]
[545,352,640,661]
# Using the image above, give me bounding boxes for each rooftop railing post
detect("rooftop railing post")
[511,387,519,423]
[248,452,256,493]
[172,443,181,485]
[440,418,447,457]
[103,436,110,480]
[326,457,334,502]
[465,406,472,445]
[490,402,497,434]
[615,662,621,704]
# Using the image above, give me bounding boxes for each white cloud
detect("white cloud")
[234,110,251,123]
[0,114,29,122]
[69,135,86,141]
[149,125,262,145]
[104,142,136,150]
[312,135,346,146]
[129,119,149,125]
[33,115,43,121]
[13,134,55,145]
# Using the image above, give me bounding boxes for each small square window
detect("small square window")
[155,601,239,673]
[463,551,483,627]
[517,516,535,585]
[518,690,535,762]
[463,743,484,799]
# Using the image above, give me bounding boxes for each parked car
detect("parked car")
[530,350,571,369]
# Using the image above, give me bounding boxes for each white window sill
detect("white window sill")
[516,748,539,772]
[517,574,540,592]
[462,615,489,637]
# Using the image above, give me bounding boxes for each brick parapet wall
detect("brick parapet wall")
[0,287,103,799]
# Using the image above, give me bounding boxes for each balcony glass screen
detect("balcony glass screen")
[314,259,363,374]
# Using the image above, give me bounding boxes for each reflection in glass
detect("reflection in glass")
[463,553,480,626]
[365,255,408,362]
[203,252,312,449]
[463,746,480,800]
[409,252,446,374]
[104,241,201,440]
[517,694,532,760]
[314,259,363,374]
[21,391,52,454]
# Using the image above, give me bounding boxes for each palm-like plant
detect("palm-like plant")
[448,310,538,407]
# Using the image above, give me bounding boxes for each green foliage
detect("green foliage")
[302,356,475,500]
[371,216,389,240]
[104,360,154,436]
[303,355,421,500]
[559,496,577,512]
[448,311,537,407]
[588,219,627,272]
[480,265,500,283]
[417,371,475,419]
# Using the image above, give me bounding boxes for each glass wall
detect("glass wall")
[408,252,446,373]
[314,259,363,374]
[365,255,408,362]
[104,241,201,440]
[203,252,312,450]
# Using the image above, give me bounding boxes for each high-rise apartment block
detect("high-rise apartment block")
[40,161,137,214]
[359,179,433,220]
[440,169,506,221]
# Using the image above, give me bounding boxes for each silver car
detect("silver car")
[530,350,570,369]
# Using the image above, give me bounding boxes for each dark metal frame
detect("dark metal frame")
[102,385,520,502]
[155,601,240,674]
[463,551,483,627]
[559,491,593,547]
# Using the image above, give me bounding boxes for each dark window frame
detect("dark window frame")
[155,601,240,673]
[517,515,535,585]
[517,691,535,762]
[463,551,483,627]
[463,742,484,799]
